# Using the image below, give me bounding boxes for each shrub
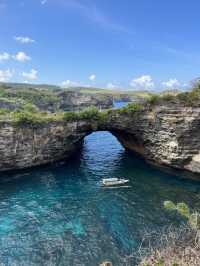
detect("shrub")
[163,200,176,210]
[63,111,79,122]
[117,102,143,115]
[0,108,10,116]
[164,200,200,229]
[13,111,36,126]
[146,94,160,105]
[79,106,99,120]
[23,103,38,113]
[127,102,142,112]
[98,110,109,124]
[12,111,62,126]
[63,107,109,122]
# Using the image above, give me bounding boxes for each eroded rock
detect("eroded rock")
[1,104,200,174]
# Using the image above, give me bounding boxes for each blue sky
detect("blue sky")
[0,0,200,90]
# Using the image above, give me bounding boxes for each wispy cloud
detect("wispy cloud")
[130,75,155,90]
[22,69,38,80]
[156,43,200,64]
[162,78,180,89]
[14,36,35,44]
[55,0,132,34]
[61,80,80,87]
[0,52,10,62]
[0,69,13,82]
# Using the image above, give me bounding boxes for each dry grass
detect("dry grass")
[137,225,200,266]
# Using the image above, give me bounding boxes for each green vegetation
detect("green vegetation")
[64,86,153,101]
[117,102,143,115]
[0,108,10,116]
[0,83,114,112]
[78,106,99,120]
[164,200,200,230]
[12,110,63,126]
[0,100,144,127]
[3,87,60,107]
[145,80,200,106]
[2,79,200,128]
[63,111,79,122]
[63,107,100,122]
[0,84,60,113]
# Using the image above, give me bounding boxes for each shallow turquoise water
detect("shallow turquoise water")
[0,132,200,265]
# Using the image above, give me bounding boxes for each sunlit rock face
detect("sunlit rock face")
[1,104,200,174]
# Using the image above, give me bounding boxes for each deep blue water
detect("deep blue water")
[0,132,200,265]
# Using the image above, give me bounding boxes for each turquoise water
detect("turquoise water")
[0,132,200,265]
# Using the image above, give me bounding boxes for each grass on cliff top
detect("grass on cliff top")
[0,106,108,126]
[0,102,144,126]
[146,81,200,106]
[1,81,200,127]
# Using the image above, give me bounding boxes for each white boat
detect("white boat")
[101,178,129,186]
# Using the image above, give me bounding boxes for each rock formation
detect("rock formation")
[0,103,200,174]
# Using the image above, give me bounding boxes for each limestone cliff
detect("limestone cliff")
[57,91,113,111]
[0,121,95,171]
[0,104,200,174]
[105,104,200,174]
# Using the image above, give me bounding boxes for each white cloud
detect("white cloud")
[162,78,180,89]
[0,51,31,63]
[0,52,10,62]
[89,74,96,81]
[130,75,154,90]
[14,36,35,44]
[61,80,79,87]
[22,69,38,80]
[107,82,117,89]
[14,51,31,62]
[0,69,13,82]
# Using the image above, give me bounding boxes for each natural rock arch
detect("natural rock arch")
[0,104,200,174]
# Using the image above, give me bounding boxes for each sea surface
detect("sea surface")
[0,114,200,265]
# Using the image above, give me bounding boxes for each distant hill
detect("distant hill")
[64,86,154,101]
[0,82,60,90]
[0,83,113,112]
[1,82,180,111]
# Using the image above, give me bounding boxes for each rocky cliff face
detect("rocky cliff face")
[57,91,113,111]
[0,104,200,174]
[0,120,96,171]
[105,104,200,174]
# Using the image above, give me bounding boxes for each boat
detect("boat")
[101,178,129,186]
